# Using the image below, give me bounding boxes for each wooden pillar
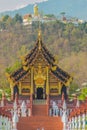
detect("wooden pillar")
[59,82,62,95]
[10,83,14,101]
[46,66,49,95]
[19,82,22,95]
[46,66,50,115]
[30,66,34,116]
[35,87,37,99]
[30,94,33,116]
[43,87,45,99]
[31,66,34,95]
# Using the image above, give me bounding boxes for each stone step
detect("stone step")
[32,104,47,116]
[17,116,63,130]
[33,100,46,105]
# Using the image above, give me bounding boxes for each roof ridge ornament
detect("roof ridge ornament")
[38,29,42,50]
[38,29,42,40]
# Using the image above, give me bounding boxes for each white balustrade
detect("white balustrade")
[0,115,2,130]
[12,112,18,130]
[86,112,87,129]
[21,101,27,117]
[82,113,86,129]
[74,116,78,129]
[52,101,59,116]
[78,115,81,129]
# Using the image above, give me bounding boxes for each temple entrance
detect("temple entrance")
[13,84,19,100]
[37,87,43,99]
[61,85,67,100]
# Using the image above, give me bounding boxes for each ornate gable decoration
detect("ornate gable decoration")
[6,30,73,86]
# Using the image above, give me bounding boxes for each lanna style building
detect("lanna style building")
[6,30,72,102]
[2,30,74,130]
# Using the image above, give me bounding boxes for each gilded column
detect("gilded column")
[31,66,34,94]
[46,66,49,95]
[59,82,62,95]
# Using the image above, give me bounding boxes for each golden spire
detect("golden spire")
[38,29,42,40]
[38,15,41,38]
[37,16,42,50]
[38,29,42,50]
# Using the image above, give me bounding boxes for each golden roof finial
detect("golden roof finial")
[37,18,42,50]
[38,18,42,40]
[38,29,42,40]
[38,29,42,50]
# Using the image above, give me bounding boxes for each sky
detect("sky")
[0,0,46,13]
[0,0,87,20]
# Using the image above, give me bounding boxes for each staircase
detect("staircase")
[17,116,63,130]
[32,104,47,116]
[17,100,63,130]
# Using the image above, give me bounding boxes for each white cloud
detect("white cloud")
[15,4,28,10]
[0,0,48,12]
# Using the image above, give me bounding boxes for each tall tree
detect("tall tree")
[13,14,23,24]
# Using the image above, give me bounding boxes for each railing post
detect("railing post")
[0,115,2,130]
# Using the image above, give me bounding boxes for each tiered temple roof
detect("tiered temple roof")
[6,30,73,86]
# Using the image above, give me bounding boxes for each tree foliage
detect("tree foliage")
[6,60,22,74]
[12,14,23,24]
[0,16,87,90]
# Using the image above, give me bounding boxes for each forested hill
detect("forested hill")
[0,20,87,89]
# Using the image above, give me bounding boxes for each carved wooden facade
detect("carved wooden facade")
[6,31,73,100]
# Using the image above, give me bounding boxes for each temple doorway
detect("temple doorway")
[13,84,19,100]
[61,85,67,100]
[37,87,43,99]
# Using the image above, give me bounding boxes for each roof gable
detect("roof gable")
[6,31,73,85]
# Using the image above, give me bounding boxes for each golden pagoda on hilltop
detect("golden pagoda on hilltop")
[6,30,73,101]
[34,4,39,17]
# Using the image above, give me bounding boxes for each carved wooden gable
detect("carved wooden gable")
[31,50,49,67]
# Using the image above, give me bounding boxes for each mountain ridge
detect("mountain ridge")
[0,0,87,20]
